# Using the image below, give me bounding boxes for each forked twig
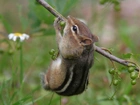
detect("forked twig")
[95,46,139,71]
[36,0,139,72]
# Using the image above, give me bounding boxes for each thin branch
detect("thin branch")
[36,0,139,72]
[95,45,139,71]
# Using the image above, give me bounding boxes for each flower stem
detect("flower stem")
[20,42,23,83]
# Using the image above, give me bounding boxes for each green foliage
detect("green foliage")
[99,0,121,11]
[122,53,133,59]
[29,0,54,25]
[0,15,12,32]
[28,0,79,35]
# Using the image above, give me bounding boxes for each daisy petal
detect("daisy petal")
[19,36,25,42]
[13,36,17,41]
[8,33,14,40]
[23,33,29,39]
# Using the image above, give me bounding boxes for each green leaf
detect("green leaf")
[18,5,29,31]
[28,0,79,25]
[29,0,54,25]
[0,14,12,32]
[25,94,51,105]
[122,53,133,59]
[12,95,32,105]
[9,91,18,104]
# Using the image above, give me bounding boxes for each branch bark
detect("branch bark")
[36,0,139,72]
[95,46,139,71]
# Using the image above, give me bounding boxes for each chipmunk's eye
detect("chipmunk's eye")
[72,25,77,32]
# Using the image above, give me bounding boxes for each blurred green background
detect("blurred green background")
[0,0,140,105]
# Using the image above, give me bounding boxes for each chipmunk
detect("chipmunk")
[41,16,98,96]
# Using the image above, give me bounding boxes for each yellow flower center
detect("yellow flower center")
[14,33,22,36]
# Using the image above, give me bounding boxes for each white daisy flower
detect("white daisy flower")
[8,33,29,42]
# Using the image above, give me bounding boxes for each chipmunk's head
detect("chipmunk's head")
[64,16,98,46]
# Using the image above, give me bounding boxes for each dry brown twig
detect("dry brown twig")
[36,0,139,72]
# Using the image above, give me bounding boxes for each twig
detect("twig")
[95,46,139,71]
[36,0,139,72]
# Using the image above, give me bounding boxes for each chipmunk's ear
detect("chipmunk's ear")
[79,36,93,46]
[92,34,99,42]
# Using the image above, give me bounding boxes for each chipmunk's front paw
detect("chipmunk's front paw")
[40,72,50,90]
[54,17,62,31]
